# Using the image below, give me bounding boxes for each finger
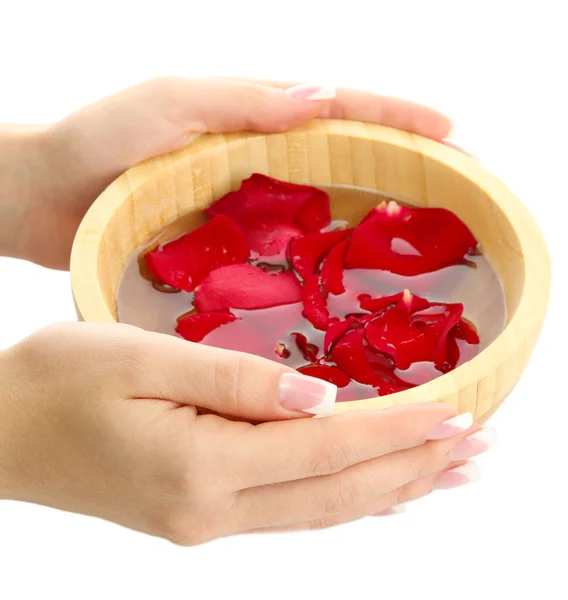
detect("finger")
[123,327,337,421]
[364,459,472,516]
[247,460,474,533]
[216,77,452,140]
[203,404,472,490]
[54,77,335,175]
[248,465,442,533]
[229,432,470,531]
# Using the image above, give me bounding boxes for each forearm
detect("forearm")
[0,125,49,261]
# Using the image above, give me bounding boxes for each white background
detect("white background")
[1,1,566,598]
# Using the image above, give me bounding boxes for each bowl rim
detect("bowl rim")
[70,119,551,415]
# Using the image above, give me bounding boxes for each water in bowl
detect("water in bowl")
[117,185,507,402]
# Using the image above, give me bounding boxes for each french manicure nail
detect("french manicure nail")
[373,504,406,516]
[285,83,336,101]
[433,462,481,490]
[441,138,479,161]
[427,413,473,440]
[278,372,337,416]
[448,121,458,139]
[451,427,497,461]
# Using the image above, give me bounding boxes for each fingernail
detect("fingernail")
[426,413,473,440]
[285,83,336,101]
[373,504,406,516]
[181,132,201,145]
[433,462,481,490]
[278,372,337,416]
[451,427,497,461]
[448,121,458,139]
[441,138,479,161]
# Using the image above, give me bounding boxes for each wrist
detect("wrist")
[0,124,53,262]
[0,344,33,500]
[0,348,18,499]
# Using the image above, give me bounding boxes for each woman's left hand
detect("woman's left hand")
[0,77,452,269]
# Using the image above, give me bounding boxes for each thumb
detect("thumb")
[54,77,335,176]
[133,331,338,421]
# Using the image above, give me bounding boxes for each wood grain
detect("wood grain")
[70,120,551,421]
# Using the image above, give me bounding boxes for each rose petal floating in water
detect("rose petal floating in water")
[324,317,358,355]
[412,302,463,370]
[206,174,331,258]
[359,291,404,314]
[326,290,479,393]
[453,318,481,344]
[346,200,478,276]
[302,275,338,331]
[363,292,466,371]
[321,237,351,295]
[195,264,302,312]
[331,329,393,389]
[146,215,249,292]
[288,229,351,280]
[297,364,351,388]
[291,332,320,363]
[176,312,238,342]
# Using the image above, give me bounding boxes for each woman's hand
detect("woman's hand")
[0,323,490,544]
[0,78,453,269]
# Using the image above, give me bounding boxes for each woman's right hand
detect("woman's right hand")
[0,322,493,544]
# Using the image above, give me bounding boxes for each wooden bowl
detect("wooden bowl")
[70,119,550,422]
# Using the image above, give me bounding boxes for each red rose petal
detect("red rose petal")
[302,275,337,331]
[297,364,351,388]
[436,316,464,370]
[364,344,398,373]
[365,303,432,370]
[324,317,356,354]
[373,374,412,396]
[359,292,404,313]
[453,318,481,344]
[206,174,331,257]
[330,328,411,395]
[445,335,461,372]
[323,312,377,354]
[361,291,475,373]
[412,302,463,369]
[194,264,302,312]
[291,332,320,363]
[404,291,431,313]
[363,345,413,395]
[288,229,351,280]
[321,238,350,295]
[145,215,249,292]
[394,361,441,387]
[176,312,238,342]
[294,191,332,232]
[345,201,478,276]
[331,329,383,387]
[207,174,313,221]
[411,303,461,326]
[245,220,303,259]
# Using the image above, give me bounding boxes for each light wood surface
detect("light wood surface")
[70,120,551,421]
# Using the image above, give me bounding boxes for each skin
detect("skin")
[0,78,480,544]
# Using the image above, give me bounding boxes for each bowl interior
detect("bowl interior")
[95,129,524,323]
[71,120,550,420]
